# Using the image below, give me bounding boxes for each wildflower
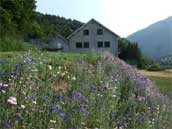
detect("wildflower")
[3,84,8,87]
[61,101,65,105]
[32,101,37,105]
[72,109,77,113]
[0,83,8,93]
[56,95,62,101]
[51,104,57,110]
[21,105,25,109]
[48,127,55,129]
[81,122,85,125]
[7,97,17,105]
[80,103,89,114]
[44,96,49,100]
[90,86,96,92]
[2,122,10,128]
[61,72,65,77]
[31,69,38,72]
[48,65,52,70]
[112,94,116,98]
[72,91,82,101]
[50,120,56,123]
[16,114,24,120]
[2,90,6,93]
[58,66,62,70]
[67,75,70,79]
[59,113,65,118]
[71,76,76,81]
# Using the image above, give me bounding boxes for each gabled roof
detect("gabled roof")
[67,18,120,39]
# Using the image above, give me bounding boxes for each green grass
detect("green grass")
[148,76,172,98]
[0,37,35,52]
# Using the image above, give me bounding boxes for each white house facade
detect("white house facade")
[45,19,119,56]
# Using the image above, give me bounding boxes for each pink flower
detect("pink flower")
[7,97,17,105]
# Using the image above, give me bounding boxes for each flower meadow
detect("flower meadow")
[0,51,172,129]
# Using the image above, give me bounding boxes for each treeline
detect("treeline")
[118,38,155,69]
[0,0,83,40]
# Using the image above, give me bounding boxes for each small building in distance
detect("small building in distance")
[45,19,119,56]
[44,36,69,52]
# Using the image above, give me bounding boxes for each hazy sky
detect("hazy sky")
[36,0,172,37]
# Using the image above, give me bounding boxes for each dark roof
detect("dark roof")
[67,18,120,39]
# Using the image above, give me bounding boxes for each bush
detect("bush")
[0,37,35,51]
[147,63,165,71]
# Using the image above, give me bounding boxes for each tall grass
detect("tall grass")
[0,51,172,129]
[0,37,35,51]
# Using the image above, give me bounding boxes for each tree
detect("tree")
[0,0,36,37]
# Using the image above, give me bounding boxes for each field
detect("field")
[0,51,172,129]
[140,70,172,98]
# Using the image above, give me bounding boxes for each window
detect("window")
[76,42,82,48]
[104,41,110,47]
[97,42,103,48]
[83,29,89,35]
[84,42,89,48]
[97,29,103,35]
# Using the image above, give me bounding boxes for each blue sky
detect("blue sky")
[36,0,172,37]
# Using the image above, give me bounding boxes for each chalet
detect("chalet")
[45,19,119,56]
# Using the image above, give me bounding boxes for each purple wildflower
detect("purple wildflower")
[56,95,62,101]
[90,85,96,92]
[80,103,89,114]
[59,113,65,118]
[44,96,49,100]
[16,114,24,120]
[1,122,10,128]
[51,104,57,110]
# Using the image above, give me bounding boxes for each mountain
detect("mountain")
[128,16,172,59]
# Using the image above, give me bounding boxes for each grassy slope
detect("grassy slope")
[149,76,172,98]
[140,70,172,98]
[1,51,172,129]
[0,37,35,52]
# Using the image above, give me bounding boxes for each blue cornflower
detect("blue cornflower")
[59,113,65,118]
[51,104,57,110]
[44,96,49,100]
[90,86,96,92]
[56,95,62,101]
[16,114,24,120]
[80,103,89,114]
[2,122,10,128]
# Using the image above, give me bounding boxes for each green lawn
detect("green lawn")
[148,76,172,98]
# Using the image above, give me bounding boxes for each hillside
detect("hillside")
[0,0,83,40]
[128,16,172,59]
[34,12,83,38]
[0,51,172,128]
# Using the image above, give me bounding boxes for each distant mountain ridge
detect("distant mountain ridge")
[128,16,172,59]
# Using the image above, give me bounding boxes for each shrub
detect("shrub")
[0,37,35,51]
[147,63,165,71]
